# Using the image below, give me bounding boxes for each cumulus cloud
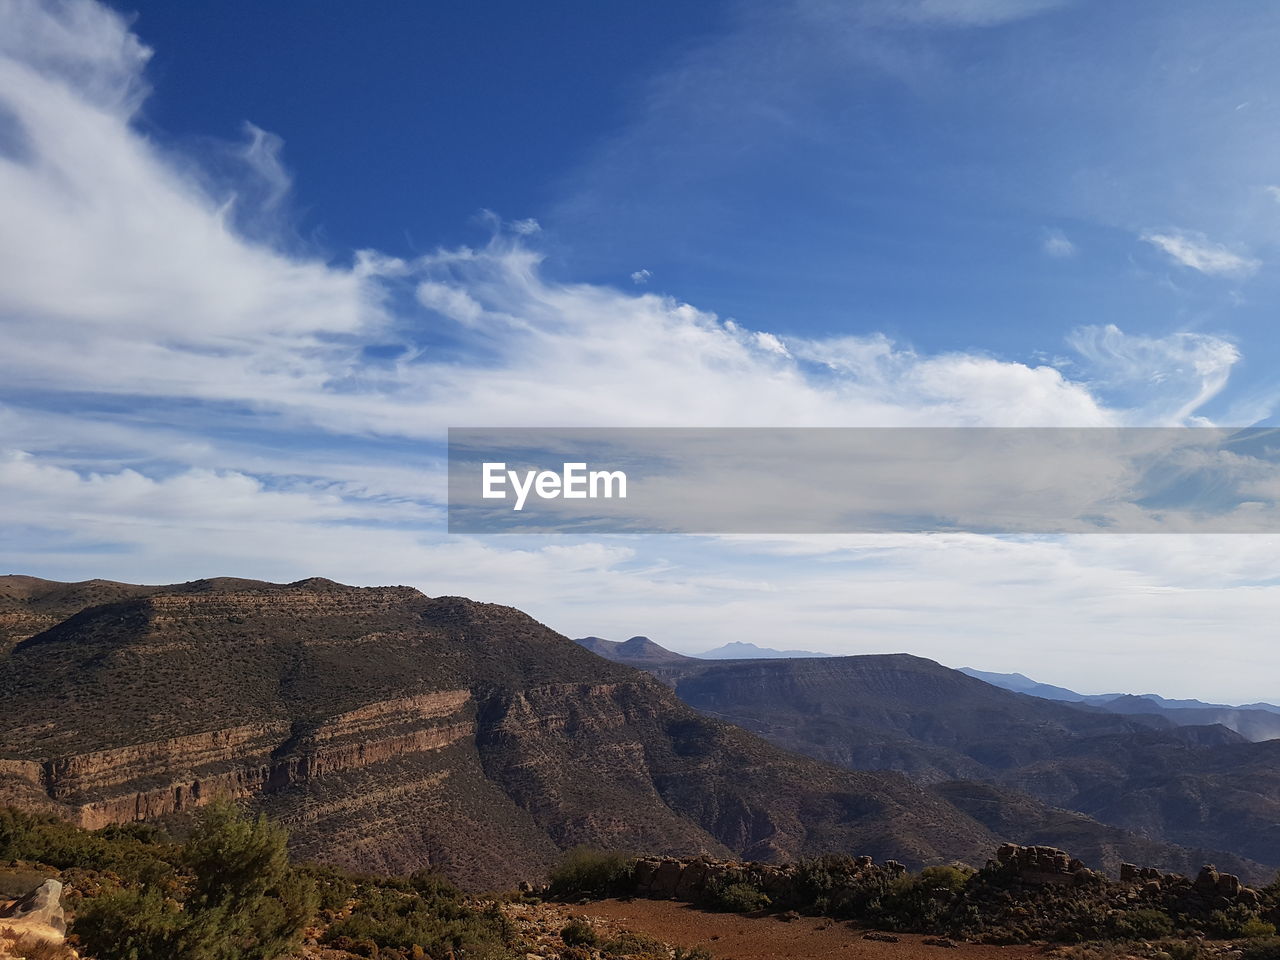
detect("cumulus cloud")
[630,269,652,284]
[1141,229,1260,278]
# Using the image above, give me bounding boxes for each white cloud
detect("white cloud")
[875,0,1073,27]
[630,269,652,284]
[1141,229,1260,278]
[1041,227,1076,258]
[416,281,488,326]
[1068,324,1240,425]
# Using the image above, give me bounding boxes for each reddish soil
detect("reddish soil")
[575,899,1047,960]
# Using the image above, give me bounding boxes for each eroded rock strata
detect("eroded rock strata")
[0,577,999,888]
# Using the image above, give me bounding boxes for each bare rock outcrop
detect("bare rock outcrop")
[0,879,66,943]
[991,842,1094,884]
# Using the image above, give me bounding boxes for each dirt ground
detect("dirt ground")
[573,899,1047,960]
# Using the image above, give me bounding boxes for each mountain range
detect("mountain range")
[577,636,834,660]
[696,641,833,659]
[958,666,1280,742]
[577,635,1280,882]
[4,575,1277,892]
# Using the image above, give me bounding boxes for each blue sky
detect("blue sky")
[116,0,1280,412]
[2,0,1280,700]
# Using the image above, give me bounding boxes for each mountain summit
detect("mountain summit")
[574,635,693,664]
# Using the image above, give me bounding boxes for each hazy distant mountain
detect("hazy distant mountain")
[697,640,833,659]
[958,667,1280,742]
[1089,695,1280,742]
[633,652,1276,881]
[1139,693,1280,717]
[574,635,694,665]
[576,636,833,661]
[957,667,1087,702]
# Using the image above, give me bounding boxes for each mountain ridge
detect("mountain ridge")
[0,576,999,888]
[574,635,695,664]
[572,636,1275,881]
[958,666,1280,741]
[697,640,833,659]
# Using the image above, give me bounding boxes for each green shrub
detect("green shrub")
[547,847,635,899]
[560,918,599,947]
[296,862,358,916]
[1241,920,1280,940]
[72,886,189,960]
[71,801,316,960]
[706,880,771,913]
[0,805,180,891]
[600,930,667,957]
[916,865,973,893]
[323,883,512,960]
[1209,905,1276,939]
[0,807,35,861]
[1110,908,1175,940]
[790,854,898,919]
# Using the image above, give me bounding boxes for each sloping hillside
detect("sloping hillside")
[574,635,695,665]
[623,648,1271,880]
[0,577,997,888]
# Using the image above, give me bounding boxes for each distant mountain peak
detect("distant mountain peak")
[957,667,1086,702]
[574,634,693,664]
[697,641,833,660]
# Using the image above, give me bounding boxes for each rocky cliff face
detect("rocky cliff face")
[0,577,999,889]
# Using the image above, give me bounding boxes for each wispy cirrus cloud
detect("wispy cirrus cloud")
[1141,229,1260,278]
[865,0,1074,27]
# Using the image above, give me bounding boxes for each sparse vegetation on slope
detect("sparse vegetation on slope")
[0,808,712,960]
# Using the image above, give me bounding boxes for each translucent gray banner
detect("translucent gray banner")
[447,427,1280,534]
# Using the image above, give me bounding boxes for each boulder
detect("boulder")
[0,878,66,942]
[1193,866,1220,894]
[649,859,684,899]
